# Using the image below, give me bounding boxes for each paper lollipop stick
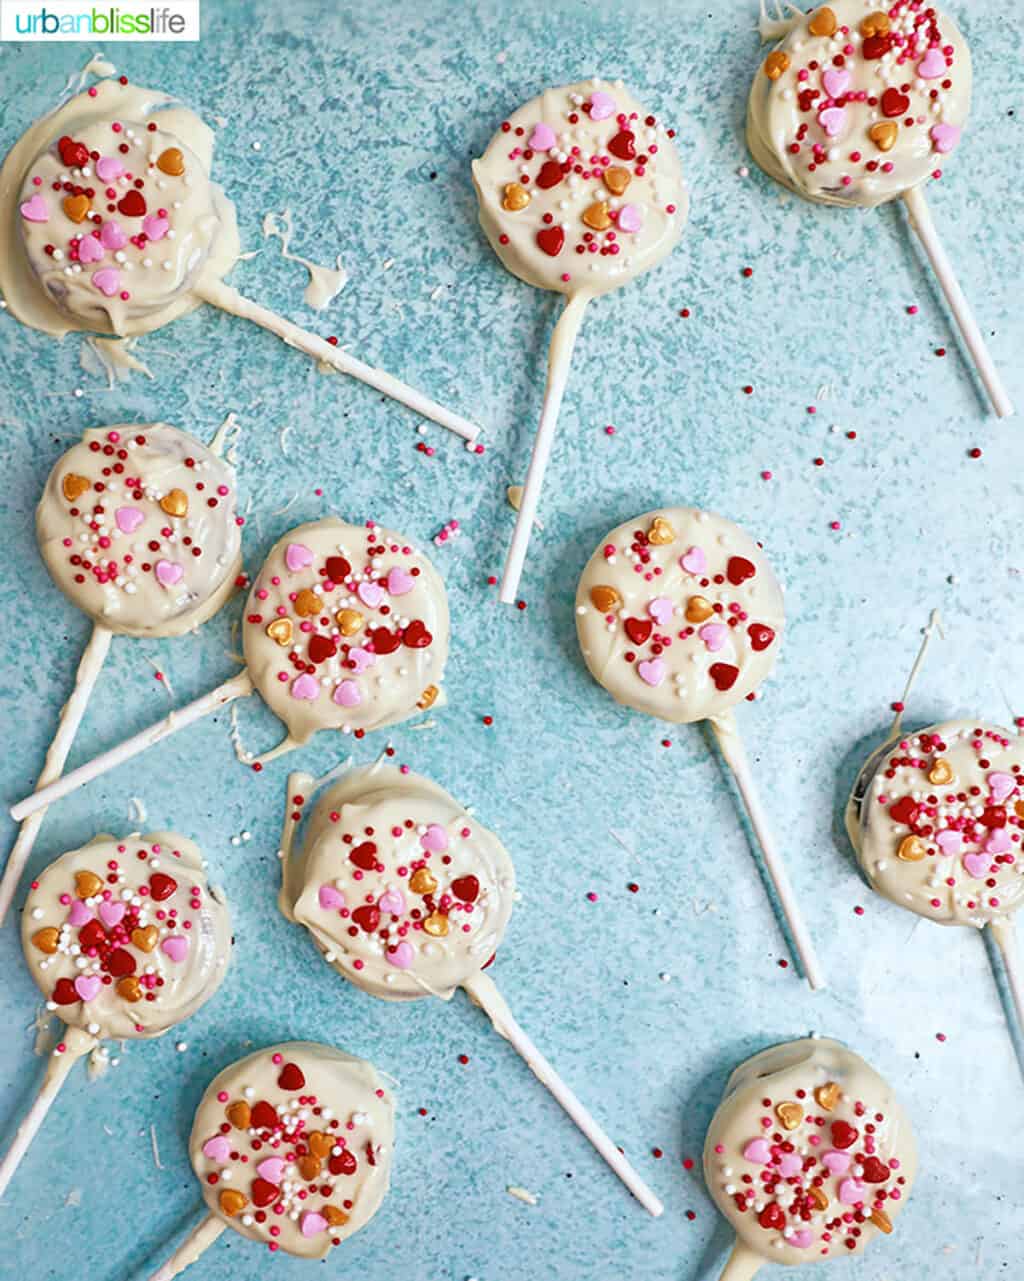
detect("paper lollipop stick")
[11,517,450,821]
[576,506,825,989]
[279,763,664,1216]
[0,424,242,917]
[0,75,479,442]
[0,831,231,1195]
[747,2,1013,419]
[146,1042,394,1279]
[472,79,688,601]
[704,1038,917,1275]
[990,922,1024,1047]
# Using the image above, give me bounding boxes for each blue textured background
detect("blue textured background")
[1,3,1021,1279]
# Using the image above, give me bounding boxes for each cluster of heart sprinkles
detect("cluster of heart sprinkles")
[22,832,231,1040]
[191,1045,393,1258]
[37,424,242,635]
[856,720,1024,928]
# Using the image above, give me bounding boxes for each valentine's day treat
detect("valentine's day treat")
[1,73,480,439]
[576,507,824,989]
[747,1,1010,416]
[0,830,231,1197]
[0,424,242,928]
[704,1037,916,1277]
[147,1042,393,1279]
[11,517,449,817]
[472,78,688,600]
[279,761,663,1214]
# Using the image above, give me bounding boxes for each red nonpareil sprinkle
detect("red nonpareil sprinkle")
[458,1054,469,1065]
[891,701,905,712]
[686,1210,697,1221]
[854,905,865,916]
[679,308,690,318]
[487,575,497,585]
[760,470,772,481]
[682,1157,694,1171]
[742,267,753,278]
[969,447,982,459]
[846,430,857,440]
[586,891,598,903]
[829,521,841,531]
[652,1147,664,1159]
[604,424,616,435]
[418,1107,428,1116]
[661,739,672,748]
[252,762,263,772]
[936,1032,947,1043]
[807,405,817,415]
[627,882,639,894]
[154,671,164,681]
[481,715,494,726]
[742,385,754,395]
[907,305,918,315]
[516,600,527,611]
[326,336,338,346]
[935,347,946,357]
[813,457,825,467]
[777,958,789,969]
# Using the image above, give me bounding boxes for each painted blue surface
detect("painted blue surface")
[0,3,1021,1279]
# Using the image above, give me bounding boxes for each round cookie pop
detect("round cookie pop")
[12,518,450,819]
[472,78,688,601]
[278,762,663,1215]
[147,1042,393,1280]
[748,1,1011,417]
[704,1037,916,1279]
[0,830,232,1199]
[0,423,242,928]
[576,507,824,989]
[1,73,480,441]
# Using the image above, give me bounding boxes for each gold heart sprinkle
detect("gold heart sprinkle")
[808,5,837,36]
[295,588,323,618]
[219,1189,248,1217]
[156,147,185,177]
[266,618,293,647]
[928,758,953,785]
[590,585,621,613]
[502,182,530,211]
[764,51,791,80]
[117,976,142,1002]
[647,517,676,546]
[75,870,102,900]
[323,1205,349,1227]
[582,200,612,231]
[870,1207,893,1234]
[131,925,159,952]
[869,121,898,153]
[409,868,437,895]
[897,835,927,862]
[32,927,60,954]
[809,1185,830,1211]
[417,683,439,710]
[815,1081,841,1111]
[335,608,364,637]
[308,1131,333,1158]
[226,1100,251,1129]
[297,1155,322,1181]
[159,488,189,518]
[603,166,631,196]
[860,10,890,36]
[63,194,91,223]
[685,595,714,623]
[62,473,90,502]
[775,1101,804,1131]
[423,911,450,937]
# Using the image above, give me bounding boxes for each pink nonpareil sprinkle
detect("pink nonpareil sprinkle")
[760,470,773,481]
[604,425,616,435]
[586,891,599,903]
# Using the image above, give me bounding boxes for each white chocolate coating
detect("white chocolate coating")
[190,1042,394,1260]
[283,765,516,1001]
[472,79,687,296]
[747,1,971,208]
[21,830,231,1040]
[0,77,239,336]
[36,423,242,637]
[242,519,449,745]
[704,1038,917,1266]
[848,719,1024,929]
[576,508,784,723]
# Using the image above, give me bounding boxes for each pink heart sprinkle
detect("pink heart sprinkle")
[155,559,184,587]
[935,829,962,855]
[318,884,345,910]
[115,505,145,533]
[838,1178,865,1206]
[680,546,706,575]
[100,220,127,250]
[333,679,361,707]
[378,888,406,916]
[74,975,102,1002]
[963,851,990,879]
[348,646,376,674]
[985,827,1012,855]
[918,47,947,79]
[77,234,104,264]
[742,1138,771,1164]
[161,935,189,963]
[99,901,125,928]
[789,1229,814,1248]
[285,542,313,572]
[386,941,415,969]
[96,155,125,181]
[618,203,643,234]
[647,597,673,625]
[699,622,728,653]
[92,267,121,297]
[988,772,1017,803]
[528,122,557,152]
[822,68,851,99]
[19,194,49,222]
[386,566,414,596]
[822,1150,851,1174]
[301,1211,328,1238]
[420,823,449,853]
[202,1136,231,1163]
[589,91,616,121]
[358,580,384,608]
[257,1157,286,1184]
[931,123,961,154]
[291,673,320,700]
[68,900,93,926]
[776,1153,802,1177]
[817,106,847,138]
[637,657,666,687]
[142,213,169,242]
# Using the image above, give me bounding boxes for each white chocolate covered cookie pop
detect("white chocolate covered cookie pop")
[704,1038,916,1278]
[747,2,1010,417]
[11,518,450,820]
[279,762,663,1215]
[472,79,688,601]
[0,74,480,440]
[0,830,231,1199]
[0,424,242,928]
[147,1043,393,1280]
[576,508,823,989]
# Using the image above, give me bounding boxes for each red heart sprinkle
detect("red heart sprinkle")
[117,189,147,217]
[980,806,1007,829]
[277,1062,305,1091]
[52,978,80,1005]
[78,918,107,950]
[831,1120,859,1149]
[325,555,351,582]
[758,1203,786,1230]
[352,904,381,933]
[861,1156,891,1183]
[881,88,910,118]
[727,556,756,586]
[535,160,565,189]
[403,619,432,649]
[709,663,739,692]
[329,1149,358,1176]
[369,627,401,655]
[149,872,178,901]
[536,226,564,257]
[887,796,919,827]
[59,137,89,168]
[308,634,337,664]
[451,875,480,903]
[608,129,636,160]
[251,1178,279,1208]
[104,947,136,978]
[748,623,775,652]
[862,34,888,58]
[349,841,378,871]
[624,617,653,646]
[250,1100,278,1131]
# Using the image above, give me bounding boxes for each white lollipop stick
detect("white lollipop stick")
[716,1241,763,1281]
[10,672,253,822]
[500,292,591,603]
[709,710,826,991]
[463,971,663,1217]
[0,1025,95,1197]
[903,187,1014,420]
[0,624,112,926]
[148,1214,226,1281]
[195,279,481,443]
[990,921,1024,1050]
